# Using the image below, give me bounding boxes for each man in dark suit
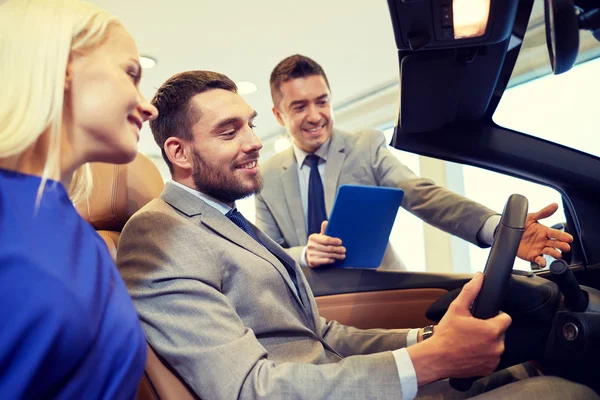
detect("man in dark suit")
[117,70,595,400]
[256,54,573,271]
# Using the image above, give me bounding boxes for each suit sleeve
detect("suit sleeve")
[319,316,411,357]
[118,211,404,400]
[367,130,498,246]
[255,192,305,263]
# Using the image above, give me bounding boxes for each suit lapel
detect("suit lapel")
[161,182,311,318]
[256,229,316,327]
[280,148,307,244]
[323,130,347,214]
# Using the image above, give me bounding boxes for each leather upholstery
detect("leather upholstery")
[76,153,164,232]
[76,154,198,400]
[315,288,447,329]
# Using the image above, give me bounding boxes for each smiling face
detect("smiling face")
[65,25,158,164]
[187,88,263,204]
[272,75,334,153]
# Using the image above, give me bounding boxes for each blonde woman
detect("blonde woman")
[0,0,157,398]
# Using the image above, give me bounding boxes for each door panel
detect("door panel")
[315,288,447,329]
[303,268,472,297]
[303,268,472,329]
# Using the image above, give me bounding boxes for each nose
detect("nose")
[138,93,159,122]
[306,104,321,123]
[242,126,263,153]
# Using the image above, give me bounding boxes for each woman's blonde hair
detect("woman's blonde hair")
[0,0,121,203]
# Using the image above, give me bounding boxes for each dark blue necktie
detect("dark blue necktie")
[226,208,263,245]
[307,155,327,237]
[226,208,300,295]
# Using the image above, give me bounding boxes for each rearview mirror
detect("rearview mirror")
[545,0,600,74]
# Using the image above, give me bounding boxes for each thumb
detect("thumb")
[490,311,512,333]
[529,203,558,222]
[320,220,328,235]
[453,272,484,312]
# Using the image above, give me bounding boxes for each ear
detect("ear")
[164,137,194,171]
[272,106,285,127]
[64,55,74,91]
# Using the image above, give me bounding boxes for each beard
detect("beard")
[191,148,263,204]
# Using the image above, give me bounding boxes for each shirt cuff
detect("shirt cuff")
[392,348,418,400]
[477,214,501,246]
[299,246,309,268]
[406,328,420,346]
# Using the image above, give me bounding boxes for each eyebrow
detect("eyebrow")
[288,94,329,108]
[211,110,258,133]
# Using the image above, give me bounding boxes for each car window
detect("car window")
[494,27,600,158]
[460,162,565,272]
[383,129,427,271]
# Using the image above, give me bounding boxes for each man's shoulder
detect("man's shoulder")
[121,197,181,234]
[260,149,290,173]
[130,197,172,220]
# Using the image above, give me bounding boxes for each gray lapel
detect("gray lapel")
[256,229,317,328]
[280,148,307,244]
[161,182,309,314]
[323,130,347,214]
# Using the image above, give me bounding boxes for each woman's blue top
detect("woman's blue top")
[0,168,146,399]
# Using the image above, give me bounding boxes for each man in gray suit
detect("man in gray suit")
[256,54,573,271]
[118,70,595,399]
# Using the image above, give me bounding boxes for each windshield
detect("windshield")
[493,6,600,158]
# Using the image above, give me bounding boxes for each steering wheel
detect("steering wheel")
[450,194,529,391]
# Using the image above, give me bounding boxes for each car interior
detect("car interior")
[79,0,600,398]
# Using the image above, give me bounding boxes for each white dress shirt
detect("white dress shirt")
[171,181,232,214]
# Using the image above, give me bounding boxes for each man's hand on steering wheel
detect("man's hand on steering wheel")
[407,273,512,386]
[517,203,574,267]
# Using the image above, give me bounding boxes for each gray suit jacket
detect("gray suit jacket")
[118,182,410,399]
[255,129,497,270]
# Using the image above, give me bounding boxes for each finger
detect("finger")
[310,243,346,255]
[320,220,328,235]
[308,256,336,268]
[541,247,563,259]
[452,272,484,311]
[546,229,574,244]
[309,234,342,246]
[535,255,547,268]
[528,203,558,221]
[490,311,512,334]
[547,239,571,253]
[308,249,346,260]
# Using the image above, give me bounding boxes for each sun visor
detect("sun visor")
[397,38,510,133]
[386,0,521,133]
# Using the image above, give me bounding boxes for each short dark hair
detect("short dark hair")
[269,54,330,108]
[150,70,237,173]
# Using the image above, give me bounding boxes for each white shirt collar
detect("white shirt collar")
[292,137,332,168]
[170,180,232,215]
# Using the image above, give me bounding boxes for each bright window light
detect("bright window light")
[453,0,490,39]
[139,56,156,69]
[274,136,291,153]
[236,81,258,95]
